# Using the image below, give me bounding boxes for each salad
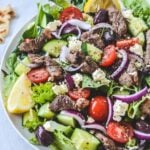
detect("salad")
[2,0,150,150]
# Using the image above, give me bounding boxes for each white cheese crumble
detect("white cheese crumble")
[129,44,143,57]
[72,73,83,87]
[43,121,53,132]
[68,36,82,52]
[113,100,129,122]
[122,10,133,19]
[92,68,110,85]
[52,83,68,95]
[46,20,62,32]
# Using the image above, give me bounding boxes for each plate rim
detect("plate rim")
[0,15,39,150]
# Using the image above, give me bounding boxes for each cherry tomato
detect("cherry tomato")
[27,68,49,83]
[68,88,91,100]
[89,96,108,122]
[107,122,134,143]
[116,38,139,49]
[100,45,117,67]
[60,6,83,23]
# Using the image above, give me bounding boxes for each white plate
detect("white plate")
[0,16,48,150]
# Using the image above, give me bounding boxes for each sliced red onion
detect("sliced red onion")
[65,74,75,90]
[17,57,41,68]
[134,130,150,140]
[67,19,91,30]
[82,123,106,134]
[60,110,85,126]
[110,50,128,79]
[51,32,61,39]
[59,46,70,62]
[57,21,69,37]
[64,63,83,72]
[90,23,113,32]
[113,87,148,103]
[105,97,113,127]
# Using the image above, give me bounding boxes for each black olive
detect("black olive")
[103,30,116,46]
[94,9,109,24]
[135,120,150,133]
[35,126,54,146]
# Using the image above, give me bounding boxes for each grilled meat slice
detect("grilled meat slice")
[140,99,150,118]
[19,28,52,53]
[108,7,127,37]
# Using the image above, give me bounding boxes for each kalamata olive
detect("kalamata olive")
[135,120,150,133]
[62,24,79,35]
[103,30,116,46]
[36,126,54,146]
[94,9,109,24]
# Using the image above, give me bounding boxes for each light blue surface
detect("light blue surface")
[0,1,40,149]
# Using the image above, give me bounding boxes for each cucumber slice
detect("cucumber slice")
[43,39,67,57]
[57,114,76,127]
[38,103,55,119]
[136,32,145,46]
[71,128,100,150]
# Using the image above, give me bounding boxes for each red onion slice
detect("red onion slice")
[60,110,85,126]
[105,97,113,127]
[110,50,128,79]
[90,23,113,33]
[59,46,70,62]
[134,130,150,140]
[67,19,91,30]
[82,123,106,134]
[64,63,83,72]
[65,74,75,90]
[113,87,148,103]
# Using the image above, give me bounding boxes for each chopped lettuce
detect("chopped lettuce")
[23,109,42,132]
[51,0,71,8]
[3,73,18,100]
[29,136,40,145]
[71,0,87,10]
[123,0,150,26]
[53,131,76,150]
[145,76,150,87]
[32,82,56,104]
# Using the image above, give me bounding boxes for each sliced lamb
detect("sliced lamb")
[144,30,150,74]
[108,7,127,37]
[81,56,99,74]
[140,99,150,118]
[50,95,76,112]
[80,31,104,49]
[19,28,52,53]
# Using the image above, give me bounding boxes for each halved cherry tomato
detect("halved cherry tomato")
[60,6,83,23]
[68,88,90,100]
[116,38,139,49]
[89,96,108,122]
[100,45,117,67]
[107,122,134,143]
[27,68,49,83]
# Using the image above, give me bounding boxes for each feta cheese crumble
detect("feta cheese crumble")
[92,68,110,85]
[68,36,82,52]
[129,44,143,57]
[113,100,129,122]
[72,73,83,87]
[52,83,68,95]
[46,20,62,32]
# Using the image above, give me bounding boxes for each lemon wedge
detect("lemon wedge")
[7,74,33,114]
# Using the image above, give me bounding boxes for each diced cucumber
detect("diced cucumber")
[15,57,31,75]
[43,40,67,57]
[38,103,55,119]
[128,17,148,36]
[136,32,145,46]
[71,128,100,150]
[57,114,76,127]
[81,42,102,62]
[43,120,73,136]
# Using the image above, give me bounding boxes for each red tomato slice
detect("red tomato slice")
[100,45,117,67]
[60,6,83,23]
[27,68,49,83]
[107,122,134,143]
[116,38,139,49]
[68,88,91,100]
[89,96,108,122]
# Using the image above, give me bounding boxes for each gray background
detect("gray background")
[0,0,42,149]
